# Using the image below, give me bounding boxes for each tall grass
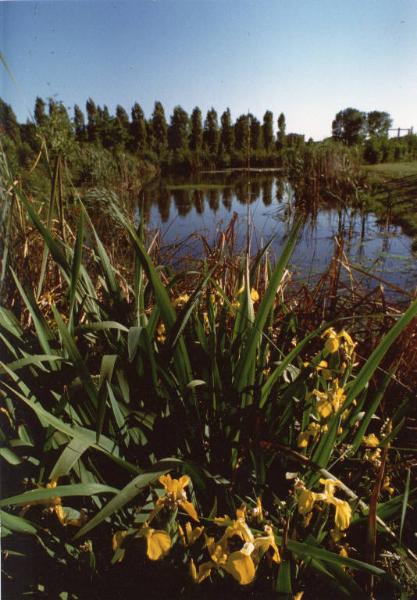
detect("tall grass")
[1,150,417,599]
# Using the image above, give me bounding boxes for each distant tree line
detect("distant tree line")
[0,96,299,175]
[331,107,417,164]
[1,97,416,185]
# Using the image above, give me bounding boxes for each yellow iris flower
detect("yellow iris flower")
[173,293,190,308]
[303,359,332,380]
[250,288,260,303]
[214,508,254,548]
[362,433,380,448]
[191,542,256,586]
[235,286,259,303]
[382,476,394,495]
[297,422,321,448]
[313,379,346,420]
[112,530,128,562]
[297,479,352,531]
[156,322,166,343]
[23,480,84,527]
[183,521,204,545]
[297,487,318,515]
[156,474,199,522]
[318,479,352,531]
[136,523,172,561]
[322,328,356,357]
[253,525,280,564]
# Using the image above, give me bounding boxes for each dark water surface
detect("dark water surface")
[137,173,417,297]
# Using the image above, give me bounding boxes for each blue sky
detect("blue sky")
[1,0,417,139]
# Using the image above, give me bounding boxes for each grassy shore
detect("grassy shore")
[362,162,417,250]
[363,161,417,181]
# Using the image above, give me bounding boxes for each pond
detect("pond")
[137,172,417,298]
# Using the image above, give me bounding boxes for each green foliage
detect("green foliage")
[367,110,392,137]
[130,102,147,153]
[262,110,274,151]
[189,106,203,153]
[168,105,190,152]
[41,99,75,158]
[234,114,250,154]
[220,108,234,154]
[277,112,286,149]
[0,98,20,143]
[151,101,168,157]
[332,107,367,146]
[1,164,416,597]
[203,108,220,156]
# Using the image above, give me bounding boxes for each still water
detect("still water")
[137,173,417,297]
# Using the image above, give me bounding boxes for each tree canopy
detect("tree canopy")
[332,107,392,145]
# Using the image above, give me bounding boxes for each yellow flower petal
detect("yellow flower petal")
[142,526,172,561]
[334,500,351,531]
[297,488,317,515]
[253,526,280,564]
[224,543,256,586]
[319,478,339,500]
[362,433,380,448]
[325,337,339,354]
[221,519,254,546]
[236,506,246,520]
[317,398,333,419]
[156,322,166,343]
[253,497,264,522]
[330,527,345,542]
[214,515,233,527]
[54,504,67,525]
[250,288,259,303]
[190,558,198,581]
[112,530,128,551]
[174,294,190,308]
[297,431,310,449]
[382,476,394,495]
[185,521,204,545]
[178,475,191,490]
[180,499,199,522]
[195,560,214,583]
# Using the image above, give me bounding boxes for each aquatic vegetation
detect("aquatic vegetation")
[1,151,417,598]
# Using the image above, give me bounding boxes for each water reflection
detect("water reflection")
[134,173,417,294]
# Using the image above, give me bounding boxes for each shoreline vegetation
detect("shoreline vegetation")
[2,96,417,250]
[1,99,417,599]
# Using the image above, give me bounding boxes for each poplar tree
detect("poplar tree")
[73,104,86,141]
[151,101,168,156]
[168,105,189,151]
[34,97,47,127]
[277,112,286,149]
[114,104,130,148]
[262,110,274,151]
[130,102,147,152]
[86,98,99,143]
[220,108,234,153]
[189,107,203,152]
[249,114,262,150]
[97,105,114,149]
[234,114,250,153]
[203,108,220,155]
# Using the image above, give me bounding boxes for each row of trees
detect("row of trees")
[1,97,416,177]
[33,97,291,160]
